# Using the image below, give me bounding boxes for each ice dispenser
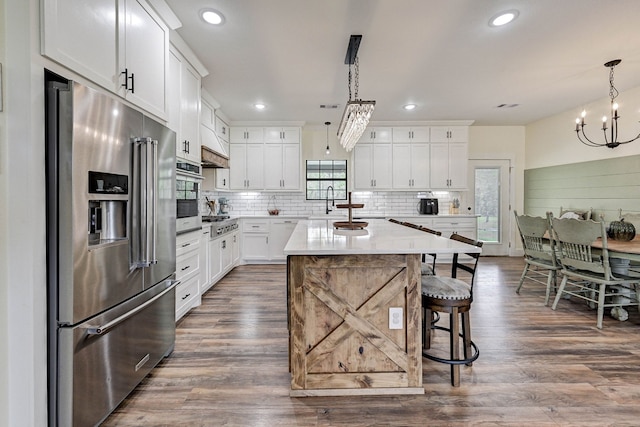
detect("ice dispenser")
[88,171,128,245]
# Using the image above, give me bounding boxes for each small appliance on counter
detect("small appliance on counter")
[417,192,439,215]
[218,197,231,214]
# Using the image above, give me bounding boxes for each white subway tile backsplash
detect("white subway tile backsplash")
[201,190,469,217]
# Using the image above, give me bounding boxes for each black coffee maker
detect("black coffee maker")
[418,198,439,215]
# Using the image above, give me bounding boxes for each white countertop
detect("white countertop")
[284,219,482,256]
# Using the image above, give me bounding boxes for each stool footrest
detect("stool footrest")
[422,324,480,365]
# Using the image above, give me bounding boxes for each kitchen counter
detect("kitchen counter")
[285,219,481,397]
[284,218,481,256]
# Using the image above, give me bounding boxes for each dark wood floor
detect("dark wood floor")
[104,257,640,426]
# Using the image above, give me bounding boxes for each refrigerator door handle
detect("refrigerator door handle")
[151,138,158,264]
[145,138,158,265]
[131,137,143,268]
[134,137,157,267]
[85,279,179,336]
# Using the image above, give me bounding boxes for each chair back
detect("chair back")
[514,211,558,267]
[551,217,614,280]
[449,234,483,299]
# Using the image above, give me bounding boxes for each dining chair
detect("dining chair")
[421,233,483,386]
[551,216,640,329]
[559,206,592,220]
[514,211,561,305]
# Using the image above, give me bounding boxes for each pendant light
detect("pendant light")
[575,59,640,148]
[325,121,331,155]
[337,35,376,152]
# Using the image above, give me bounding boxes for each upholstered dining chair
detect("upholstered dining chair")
[421,233,483,386]
[551,216,640,329]
[514,211,561,305]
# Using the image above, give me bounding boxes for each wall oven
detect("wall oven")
[176,161,203,234]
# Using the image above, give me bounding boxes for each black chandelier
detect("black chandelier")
[575,59,640,148]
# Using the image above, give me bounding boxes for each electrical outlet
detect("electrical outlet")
[389,307,403,330]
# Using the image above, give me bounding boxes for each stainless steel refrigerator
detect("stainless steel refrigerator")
[45,71,178,426]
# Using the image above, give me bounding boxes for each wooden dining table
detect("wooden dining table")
[592,235,640,262]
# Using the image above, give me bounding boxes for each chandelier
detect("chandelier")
[337,35,376,152]
[575,59,640,148]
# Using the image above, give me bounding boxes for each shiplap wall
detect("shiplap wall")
[524,154,640,223]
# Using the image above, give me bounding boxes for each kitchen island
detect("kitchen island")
[284,219,481,397]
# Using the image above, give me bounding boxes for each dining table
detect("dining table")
[592,235,640,262]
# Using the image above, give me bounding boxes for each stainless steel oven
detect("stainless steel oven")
[176,162,203,234]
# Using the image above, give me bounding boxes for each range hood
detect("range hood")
[201,146,229,168]
[200,122,229,168]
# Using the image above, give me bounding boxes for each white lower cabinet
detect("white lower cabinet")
[432,217,477,240]
[208,236,223,286]
[241,218,299,263]
[207,230,240,290]
[242,218,270,261]
[175,230,201,321]
[199,225,211,293]
[231,231,241,265]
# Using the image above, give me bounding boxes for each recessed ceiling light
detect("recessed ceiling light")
[201,9,225,25]
[254,103,266,110]
[489,10,519,27]
[403,104,416,111]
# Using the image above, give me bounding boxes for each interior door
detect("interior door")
[467,159,511,256]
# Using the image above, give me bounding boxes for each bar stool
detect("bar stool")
[421,234,483,386]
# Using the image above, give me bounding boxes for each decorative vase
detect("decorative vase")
[607,218,636,241]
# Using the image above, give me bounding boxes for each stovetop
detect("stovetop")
[202,215,231,222]
[204,216,239,237]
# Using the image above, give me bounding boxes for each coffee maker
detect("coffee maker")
[417,193,439,215]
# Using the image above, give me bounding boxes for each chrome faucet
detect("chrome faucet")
[325,185,335,214]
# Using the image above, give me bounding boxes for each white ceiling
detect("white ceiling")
[164,0,640,126]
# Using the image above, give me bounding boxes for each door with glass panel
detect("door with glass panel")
[467,159,511,256]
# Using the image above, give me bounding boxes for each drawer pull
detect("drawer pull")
[181,265,190,271]
[181,293,191,300]
[181,243,191,247]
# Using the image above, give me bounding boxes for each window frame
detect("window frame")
[305,160,348,201]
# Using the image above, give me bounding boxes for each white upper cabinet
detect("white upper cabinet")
[215,116,230,144]
[264,143,300,190]
[230,127,265,144]
[42,0,169,119]
[229,142,264,190]
[429,126,469,143]
[41,0,120,92]
[121,0,169,118]
[430,142,468,190]
[392,143,430,190]
[264,127,300,144]
[353,143,393,190]
[169,46,201,163]
[358,127,393,143]
[392,127,429,143]
[229,126,301,191]
[428,125,469,190]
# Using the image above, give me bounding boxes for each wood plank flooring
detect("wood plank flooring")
[104,257,640,426]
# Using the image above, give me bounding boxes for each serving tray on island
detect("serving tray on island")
[332,192,369,230]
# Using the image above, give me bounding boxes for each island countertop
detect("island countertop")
[284,218,482,256]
